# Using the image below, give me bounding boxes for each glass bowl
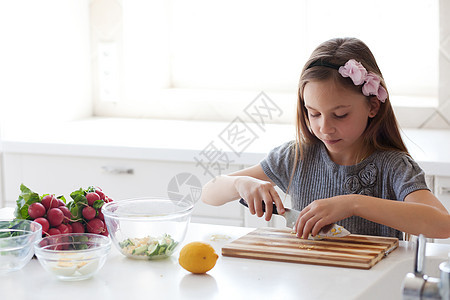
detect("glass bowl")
[102,198,193,260]
[34,233,111,281]
[0,219,42,273]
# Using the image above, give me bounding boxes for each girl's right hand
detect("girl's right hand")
[234,176,285,221]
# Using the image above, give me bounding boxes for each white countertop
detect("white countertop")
[0,117,282,164]
[2,117,450,175]
[1,216,449,300]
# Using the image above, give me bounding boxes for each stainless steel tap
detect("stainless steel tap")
[402,234,450,299]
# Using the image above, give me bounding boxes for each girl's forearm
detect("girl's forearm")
[352,195,450,239]
[201,175,241,206]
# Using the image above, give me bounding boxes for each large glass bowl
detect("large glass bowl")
[102,198,193,260]
[0,219,42,273]
[34,233,111,281]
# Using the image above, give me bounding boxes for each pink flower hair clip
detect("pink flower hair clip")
[338,59,387,103]
[306,59,388,103]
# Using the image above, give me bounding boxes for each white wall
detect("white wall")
[435,0,450,128]
[0,0,92,133]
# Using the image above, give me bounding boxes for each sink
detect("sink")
[355,256,444,300]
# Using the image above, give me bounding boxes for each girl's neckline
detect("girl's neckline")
[319,143,378,170]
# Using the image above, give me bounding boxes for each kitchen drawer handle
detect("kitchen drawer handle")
[101,166,134,175]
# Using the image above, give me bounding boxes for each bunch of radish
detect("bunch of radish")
[15,184,113,237]
[27,194,72,236]
[67,186,113,237]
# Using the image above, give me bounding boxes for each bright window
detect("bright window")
[94,0,438,123]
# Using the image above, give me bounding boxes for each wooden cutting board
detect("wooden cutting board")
[222,227,399,269]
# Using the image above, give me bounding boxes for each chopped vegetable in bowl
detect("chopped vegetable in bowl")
[119,234,178,259]
[102,198,192,260]
[34,233,111,281]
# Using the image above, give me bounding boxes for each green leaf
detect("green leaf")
[67,201,78,219]
[70,188,85,201]
[86,186,96,193]
[71,193,87,206]
[14,184,40,220]
[93,199,104,210]
[74,243,88,250]
[68,188,93,222]
[72,206,83,221]
[19,184,32,194]
[19,205,29,219]
[57,195,66,204]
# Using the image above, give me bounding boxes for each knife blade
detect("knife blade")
[238,198,350,238]
[239,198,299,228]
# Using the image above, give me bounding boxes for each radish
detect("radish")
[47,208,64,227]
[59,206,72,222]
[65,223,73,233]
[86,218,105,234]
[34,217,50,233]
[71,222,85,233]
[41,195,59,211]
[86,192,101,206]
[82,206,96,220]
[57,224,70,234]
[97,209,104,221]
[95,189,105,200]
[28,202,46,219]
[48,228,61,236]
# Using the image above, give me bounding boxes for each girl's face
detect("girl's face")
[303,78,379,165]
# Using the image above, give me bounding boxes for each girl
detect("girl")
[201,37,450,240]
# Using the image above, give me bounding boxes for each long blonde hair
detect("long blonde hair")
[287,37,408,192]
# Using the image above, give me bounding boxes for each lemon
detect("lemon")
[178,242,218,274]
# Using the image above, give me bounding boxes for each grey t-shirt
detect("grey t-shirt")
[260,141,429,239]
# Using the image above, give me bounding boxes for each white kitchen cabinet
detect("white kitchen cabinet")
[431,175,450,244]
[2,153,244,226]
[0,153,5,207]
[403,175,450,244]
[425,175,435,194]
[434,175,450,212]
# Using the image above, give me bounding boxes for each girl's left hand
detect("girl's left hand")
[294,195,355,239]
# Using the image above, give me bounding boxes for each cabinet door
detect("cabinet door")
[2,153,245,225]
[433,176,450,244]
[425,175,434,194]
[434,176,450,213]
[3,153,23,207]
[0,153,5,207]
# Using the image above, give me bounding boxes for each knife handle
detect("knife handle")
[239,198,279,215]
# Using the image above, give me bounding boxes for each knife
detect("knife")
[238,198,350,238]
[239,198,299,228]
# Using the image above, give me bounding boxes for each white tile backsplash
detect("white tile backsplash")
[393,106,435,128]
[422,111,450,129]
[433,0,450,129]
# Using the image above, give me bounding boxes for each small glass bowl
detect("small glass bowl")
[0,219,42,273]
[34,233,111,281]
[102,198,193,260]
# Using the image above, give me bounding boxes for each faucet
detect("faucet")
[402,234,450,299]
